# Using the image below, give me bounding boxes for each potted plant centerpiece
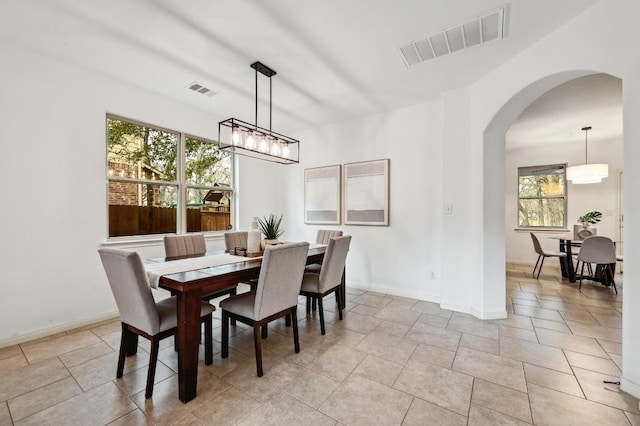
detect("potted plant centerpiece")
[258,213,285,249]
[574,211,602,240]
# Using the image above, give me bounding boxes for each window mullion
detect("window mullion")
[178,132,186,233]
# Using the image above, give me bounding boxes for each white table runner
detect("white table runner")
[145,243,326,288]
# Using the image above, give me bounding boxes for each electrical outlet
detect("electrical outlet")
[430,272,437,280]
[445,204,453,215]
[603,209,614,216]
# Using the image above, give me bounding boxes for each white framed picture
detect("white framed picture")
[304,164,341,224]
[343,159,390,226]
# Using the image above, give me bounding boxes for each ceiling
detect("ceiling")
[0,0,611,144]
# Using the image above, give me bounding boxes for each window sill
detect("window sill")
[514,228,570,233]
[101,233,225,248]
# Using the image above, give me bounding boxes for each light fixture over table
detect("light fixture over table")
[218,62,299,164]
[566,126,608,184]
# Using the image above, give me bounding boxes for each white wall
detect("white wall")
[283,102,444,302]
[506,137,623,262]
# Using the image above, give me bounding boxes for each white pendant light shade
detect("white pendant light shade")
[566,126,608,184]
[566,163,608,184]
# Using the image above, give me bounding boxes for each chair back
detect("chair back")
[530,233,544,256]
[98,248,160,335]
[164,234,206,257]
[224,231,248,253]
[577,236,616,264]
[253,242,309,319]
[316,229,343,244]
[318,236,352,293]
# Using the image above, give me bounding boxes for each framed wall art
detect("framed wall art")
[304,164,341,224]
[343,159,390,226]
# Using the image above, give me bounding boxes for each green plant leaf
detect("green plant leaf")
[578,211,603,226]
[257,213,284,239]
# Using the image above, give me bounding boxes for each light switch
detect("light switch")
[445,204,453,215]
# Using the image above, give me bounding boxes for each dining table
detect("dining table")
[144,243,337,403]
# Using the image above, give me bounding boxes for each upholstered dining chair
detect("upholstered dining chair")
[530,232,567,279]
[220,242,309,377]
[299,235,351,335]
[577,236,618,293]
[224,231,248,253]
[305,229,343,273]
[98,248,214,398]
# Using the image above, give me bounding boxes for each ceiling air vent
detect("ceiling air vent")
[399,4,509,68]
[186,81,217,97]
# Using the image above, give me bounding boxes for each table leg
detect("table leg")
[176,290,202,403]
[559,240,577,283]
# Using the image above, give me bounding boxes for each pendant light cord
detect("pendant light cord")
[582,126,591,165]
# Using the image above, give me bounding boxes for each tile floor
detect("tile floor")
[0,263,638,425]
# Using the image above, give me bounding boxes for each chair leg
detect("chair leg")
[229,288,237,326]
[335,289,343,321]
[261,324,268,339]
[291,307,300,353]
[285,314,292,327]
[533,255,542,277]
[312,298,317,311]
[145,337,160,399]
[221,310,229,358]
[116,323,127,378]
[125,328,138,356]
[536,257,545,279]
[579,262,585,290]
[318,296,326,335]
[606,265,617,294]
[253,325,264,377]
[204,314,213,365]
[306,296,311,314]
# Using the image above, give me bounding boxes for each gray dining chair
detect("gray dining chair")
[305,229,343,273]
[164,233,207,257]
[300,236,351,335]
[577,236,618,293]
[220,242,309,377]
[98,248,214,398]
[224,231,248,253]
[530,232,567,279]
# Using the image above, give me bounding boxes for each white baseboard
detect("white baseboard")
[440,302,471,314]
[347,281,441,304]
[620,376,640,400]
[0,310,120,349]
[471,307,508,320]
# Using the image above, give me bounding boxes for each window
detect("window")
[107,115,233,238]
[518,164,566,228]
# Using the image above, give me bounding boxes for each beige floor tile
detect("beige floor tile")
[500,336,572,374]
[20,331,101,364]
[0,346,23,363]
[239,392,336,426]
[564,350,621,376]
[447,313,499,340]
[107,408,151,426]
[513,305,565,322]
[69,350,149,391]
[536,327,608,357]
[598,338,622,356]
[538,300,588,313]
[559,310,599,324]
[301,343,367,382]
[531,317,571,333]
[394,362,473,415]
[626,411,640,426]
[496,314,534,331]
[283,369,340,408]
[499,325,538,343]
[355,331,417,364]
[58,341,114,369]
[459,333,499,355]
[8,377,82,422]
[405,322,461,351]
[0,402,11,426]
[350,304,378,316]
[374,307,421,326]
[0,354,28,379]
[467,405,533,426]
[353,354,403,386]
[573,367,640,414]
[223,359,304,403]
[339,311,382,335]
[191,386,261,425]
[89,320,122,337]
[511,297,541,308]
[351,294,391,309]
[0,358,70,402]
[591,312,623,329]
[410,301,453,318]
[523,363,583,398]
[374,320,410,337]
[566,320,622,343]
[452,347,526,392]
[201,348,249,378]
[320,374,412,425]
[416,312,450,328]
[528,383,630,425]
[115,361,176,396]
[15,381,135,426]
[385,299,417,310]
[406,343,456,370]
[471,378,532,423]
[402,397,467,426]
[507,291,538,301]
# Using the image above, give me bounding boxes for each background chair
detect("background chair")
[224,231,248,253]
[530,232,567,279]
[164,233,207,257]
[577,236,618,293]
[300,235,351,335]
[220,242,309,377]
[98,248,214,398]
[305,229,343,273]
